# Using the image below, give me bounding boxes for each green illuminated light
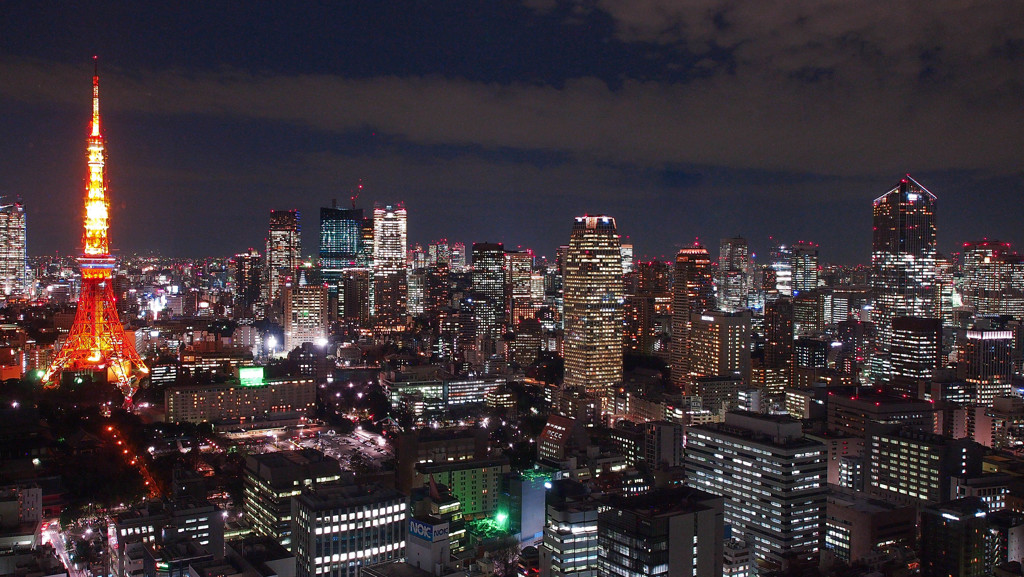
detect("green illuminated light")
[239,367,265,387]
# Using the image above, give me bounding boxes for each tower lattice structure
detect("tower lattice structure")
[42,59,148,400]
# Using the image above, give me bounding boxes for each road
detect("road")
[46,528,90,577]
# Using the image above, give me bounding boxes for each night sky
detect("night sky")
[2,1,1023,264]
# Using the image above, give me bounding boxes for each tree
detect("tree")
[489,537,521,577]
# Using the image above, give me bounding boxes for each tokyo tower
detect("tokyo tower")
[42,58,149,401]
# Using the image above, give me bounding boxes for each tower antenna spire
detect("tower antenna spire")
[91,56,100,137]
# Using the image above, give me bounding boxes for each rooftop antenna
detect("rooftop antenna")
[351,179,364,209]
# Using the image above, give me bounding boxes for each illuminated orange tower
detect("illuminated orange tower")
[42,58,148,401]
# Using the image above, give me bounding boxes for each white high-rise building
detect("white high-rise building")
[372,203,407,334]
[284,271,328,352]
[263,209,301,317]
[685,411,827,570]
[563,215,623,407]
[0,202,27,298]
[717,237,750,312]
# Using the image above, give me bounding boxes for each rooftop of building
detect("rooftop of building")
[925,496,987,517]
[246,448,338,472]
[828,390,937,408]
[361,561,435,577]
[415,456,510,474]
[295,482,405,511]
[605,486,721,518]
[227,535,293,565]
[690,411,821,450]
[828,491,914,514]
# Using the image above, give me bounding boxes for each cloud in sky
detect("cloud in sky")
[0,1,1022,261]
[2,0,1022,182]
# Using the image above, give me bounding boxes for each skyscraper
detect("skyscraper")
[450,242,467,273]
[871,175,938,354]
[320,205,366,269]
[263,209,301,319]
[960,327,1015,406]
[471,242,506,351]
[563,215,623,405]
[717,236,750,312]
[231,248,263,320]
[687,310,752,385]
[768,240,793,297]
[283,270,328,353]
[372,203,407,335]
[43,60,148,400]
[320,204,367,321]
[960,240,1024,318]
[670,244,714,387]
[0,202,27,298]
[889,316,942,393]
[505,249,534,325]
[790,241,819,295]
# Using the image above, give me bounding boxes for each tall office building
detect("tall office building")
[960,240,1024,318]
[428,239,450,266]
[505,250,535,325]
[685,411,827,569]
[471,242,506,350]
[670,244,714,387]
[717,237,750,312]
[0,202,27,298]
[619,243,634,274]
[889,316,942,392]
[960,327,1015,406]
[687,310,752,385]
[871,176,938,354]
[320,205,366,270]
[598,488,724,577]
[372,203,407,335]
[320,205,368,320]
[284,274,328,353]
[768,240,793,297]
[563,215,623,406]
[264,210,301,318]
[292,483,407,577]
[790,242,819,295]
[450,242,467,273]
[764,297,794,369]
[232,248,263,320]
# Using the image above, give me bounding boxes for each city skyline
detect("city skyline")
[2,3,1024,263]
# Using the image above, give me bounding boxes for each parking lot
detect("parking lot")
[230,426,393,473]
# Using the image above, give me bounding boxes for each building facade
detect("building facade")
[870,176,938,372]
[0,202,27,298]
[292,483,407,577]
[372,204,408,335]
[562,215,623,406]
[685,412,827,569]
